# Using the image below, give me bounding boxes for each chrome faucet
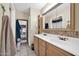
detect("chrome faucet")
[58,37,68,41]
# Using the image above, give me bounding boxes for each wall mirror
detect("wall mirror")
[43,3,73,31]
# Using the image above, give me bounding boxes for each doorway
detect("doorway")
[16,19,28,49]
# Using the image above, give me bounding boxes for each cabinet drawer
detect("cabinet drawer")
[39,39,46,47]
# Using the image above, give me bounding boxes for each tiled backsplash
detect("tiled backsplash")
[43,29,79,38]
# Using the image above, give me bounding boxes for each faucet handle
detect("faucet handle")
[63,37,68,41]
[58,37,63,40]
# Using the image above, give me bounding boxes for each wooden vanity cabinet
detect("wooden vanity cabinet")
[46,42,74,56]
[34,36,39,55]
[34,36,74,56]
[39,39,46,56]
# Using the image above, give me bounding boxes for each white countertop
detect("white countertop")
[34,33,79,56]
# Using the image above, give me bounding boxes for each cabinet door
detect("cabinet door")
[34,37,39,55]
[39,44,46,56]
[47,43,64,56]
[47,42,73,56]
[39,39,46,56]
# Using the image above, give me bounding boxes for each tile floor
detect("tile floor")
[15,43,36,56]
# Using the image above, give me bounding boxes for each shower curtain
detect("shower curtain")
[0,15,16,56]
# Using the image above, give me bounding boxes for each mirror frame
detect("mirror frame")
[42,3,75,32]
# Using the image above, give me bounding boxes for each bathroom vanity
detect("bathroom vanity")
[34,33,79,56]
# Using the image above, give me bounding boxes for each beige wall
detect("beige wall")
[16,11,29,20]
[10,4,16,42]
[28,8,40,46]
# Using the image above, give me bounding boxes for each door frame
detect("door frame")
[16,19,28,44]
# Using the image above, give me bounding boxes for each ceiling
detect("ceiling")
[14,3,47,12]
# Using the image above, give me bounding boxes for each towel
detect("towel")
[0,15,16,56]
